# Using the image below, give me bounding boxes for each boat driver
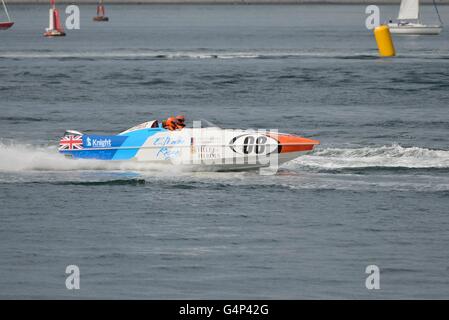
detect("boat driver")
[163,117,177,131]
[162,115,186,131]
[175,115,185,129]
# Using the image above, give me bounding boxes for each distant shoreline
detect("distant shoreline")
[5,0,449,4]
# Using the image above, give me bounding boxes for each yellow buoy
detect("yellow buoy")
[374,25,395,57]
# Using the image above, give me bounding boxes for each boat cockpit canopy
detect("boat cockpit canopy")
[119,119,220,135]
[119,120,159,135]
[183,119,220,129]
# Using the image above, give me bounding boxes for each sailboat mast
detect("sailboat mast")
[2,0,11,22]
[417,0,421,23]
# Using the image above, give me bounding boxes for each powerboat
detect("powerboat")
[388,0,443,35]
[58,119,319,171]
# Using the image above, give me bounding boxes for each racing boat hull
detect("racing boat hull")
[59,121,319,171]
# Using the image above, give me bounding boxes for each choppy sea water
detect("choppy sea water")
[0,4,449,299]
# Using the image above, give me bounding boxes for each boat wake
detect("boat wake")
[0,141,176,172]
[1,141,448,192]
[1,141,448,173]
[289,144,449,172]
[0,49,366,61]
[1,49,448,61]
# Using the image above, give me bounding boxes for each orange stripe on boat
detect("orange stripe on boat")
[269,134,320,153]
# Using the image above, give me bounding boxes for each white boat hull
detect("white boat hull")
[388,23,442,35]
[143,152,308,172]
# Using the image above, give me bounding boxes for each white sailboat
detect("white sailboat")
[388,0,443,35]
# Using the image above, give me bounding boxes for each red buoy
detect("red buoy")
[44,0,65,37]
[93,0,109,22]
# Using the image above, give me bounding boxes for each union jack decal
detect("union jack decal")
[59,135,83,150]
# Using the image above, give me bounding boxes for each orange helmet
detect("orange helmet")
[165,117,177,129]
